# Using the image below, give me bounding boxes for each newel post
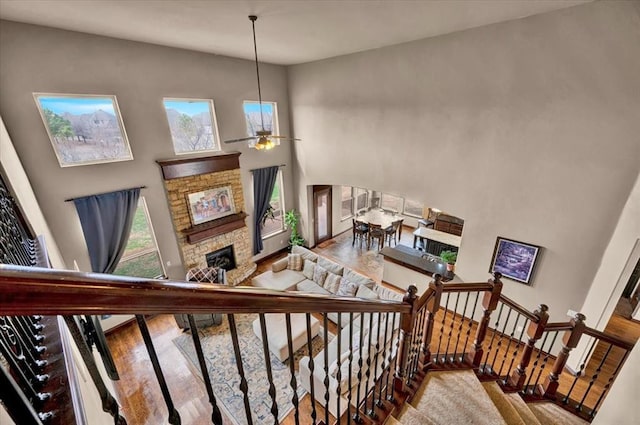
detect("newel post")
[419,275,443,371]
[508,304,549,389]
[394,285,418,393]
[543,313,586,399]
[469,272,503,368]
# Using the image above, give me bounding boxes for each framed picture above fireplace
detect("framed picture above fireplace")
[186,186,236,226]
[489,237,541,285]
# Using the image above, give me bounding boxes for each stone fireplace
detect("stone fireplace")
[157,153,256,285]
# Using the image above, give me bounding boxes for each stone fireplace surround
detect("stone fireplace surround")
[157,153,256,286]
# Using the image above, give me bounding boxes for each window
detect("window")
[355,188,368,212]
[341,186,354,220]
[403,199,424,217]
[163,98,221,154]
[113,198,165,279]
[261,170,285,239]
[243,101,279,149]
[381,193,403,213]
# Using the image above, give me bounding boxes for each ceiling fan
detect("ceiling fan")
[224,15,300,150]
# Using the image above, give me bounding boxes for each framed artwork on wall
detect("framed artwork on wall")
[162,98,221,154]
[489,237,542,285]
[33,93,133,167]
[186,186,236,226]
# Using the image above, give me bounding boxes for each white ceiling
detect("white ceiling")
[0,0,591,65]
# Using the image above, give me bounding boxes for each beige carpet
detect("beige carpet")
[504,393,542,425]
[481,381,526,425]
[528,402,590,425]
[385,416,403,425]
[398,403,438,425]
[411,370,507,425]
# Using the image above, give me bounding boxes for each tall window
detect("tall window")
[163,98,221,154]
[113,198,164,279]
[403,199,424,217]
[341,186,354,220]
[381,193,403,213]
[261,170,285,239]
[355,188,368,212]
[243,101,279,149]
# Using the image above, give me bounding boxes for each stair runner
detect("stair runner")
[387,370,590,425]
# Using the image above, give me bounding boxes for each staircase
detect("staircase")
[388,369,589,425]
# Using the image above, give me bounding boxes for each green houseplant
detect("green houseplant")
[440,250,458,273]
[284,209,305,249]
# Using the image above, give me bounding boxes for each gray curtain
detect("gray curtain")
[252,166,279,255]
[73,188,141,273]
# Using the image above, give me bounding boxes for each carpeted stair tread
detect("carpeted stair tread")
[385,415,403,425]
[411,370,507,425]
[481,381,527,425]
[398,403,438,425]
[528,402,590,425]
[504,393,542,425]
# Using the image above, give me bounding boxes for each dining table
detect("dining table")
[355,209,403,229]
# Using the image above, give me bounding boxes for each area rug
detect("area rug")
[173,313,328,425]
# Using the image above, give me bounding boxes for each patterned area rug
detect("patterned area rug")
[173,313,327,425]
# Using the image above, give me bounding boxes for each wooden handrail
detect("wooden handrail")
[498,295,540,322]
[416,287,435,310]
[0,265,410,316]
[545,322,574,331]
[441,282,493,293]
[584,326,635,350]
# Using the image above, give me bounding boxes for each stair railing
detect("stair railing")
[1,264,412,425]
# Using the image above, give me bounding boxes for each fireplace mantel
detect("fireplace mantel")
[183,212,248,244]
[157,153,241,180]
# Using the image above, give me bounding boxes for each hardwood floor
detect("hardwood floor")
[104,227,638,424]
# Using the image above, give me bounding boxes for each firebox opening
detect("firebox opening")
[206,245,236,271]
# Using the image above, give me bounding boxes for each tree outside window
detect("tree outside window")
[341,186,354,220]
[261,170,285,239]
[113,198,165,279]
[243,101,279,149]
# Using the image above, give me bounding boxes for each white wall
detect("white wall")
[289,1,640,321]
[0,115,65,268]
[0,21,293,278]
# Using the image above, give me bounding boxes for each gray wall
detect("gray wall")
[0,21,293,278]
[288,1,640,320]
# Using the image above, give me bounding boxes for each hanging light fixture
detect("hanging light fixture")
[224,15,300,150]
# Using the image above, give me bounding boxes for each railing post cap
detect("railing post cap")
[573,313,586,323]
[432,274,443,286]
[404,285,418,303]
[539,304,549,312]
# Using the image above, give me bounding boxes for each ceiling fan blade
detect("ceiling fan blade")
[224,136,258,144]
[269,135,301,141]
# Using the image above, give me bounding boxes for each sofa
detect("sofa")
[251,245,403,417]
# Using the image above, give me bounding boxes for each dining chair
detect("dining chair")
[368,223,385,250]
[352,219,369,248]
[385,219,403,246]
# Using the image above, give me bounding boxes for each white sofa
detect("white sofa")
[251,245,404,418]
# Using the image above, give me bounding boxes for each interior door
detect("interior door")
[313,185,332,246]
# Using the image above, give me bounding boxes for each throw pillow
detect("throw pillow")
[302,260,316,280]
[323,272,342,294]
[337,277,358,297]
[312,265,328,286]
[355,284,379,300]
[287,253,303,271]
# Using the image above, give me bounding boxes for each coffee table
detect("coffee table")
[252,313,320,362]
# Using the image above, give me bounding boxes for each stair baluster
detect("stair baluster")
[470,273,503,368]
[563,336,597,405]
[481,303,504,374]
[576,342,611,412]
[443,292,460,364]
[495,311,521,378]
[323,314,331,425]
[376,310,391,408]
[543,313,586,399]
[227,314,253,425]
[186,315,223,425]
[353,313,366,423]
[590,348,630,419]
[285,313,301,425]
[364,312,377,418]
[452,291,470,364]
[509,304,549,389]
[394,285,418,393]
[410,308,427,378]
[531,331,559,395]
[385,312,399,403]
[419,276,442,370]
[435,292,450,365]
[461,292,480,363]
[305,313,318,425]
[346,312,354,425]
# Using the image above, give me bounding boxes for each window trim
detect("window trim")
[354,187,369,214]
[380,192,404,214]
[261,169,286,240]
[115,197,165,278]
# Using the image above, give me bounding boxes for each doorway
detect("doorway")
[313,185,332,246]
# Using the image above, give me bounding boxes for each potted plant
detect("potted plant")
[440,250,458,273]
[261,205,276,227]
[284,209,305,250]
